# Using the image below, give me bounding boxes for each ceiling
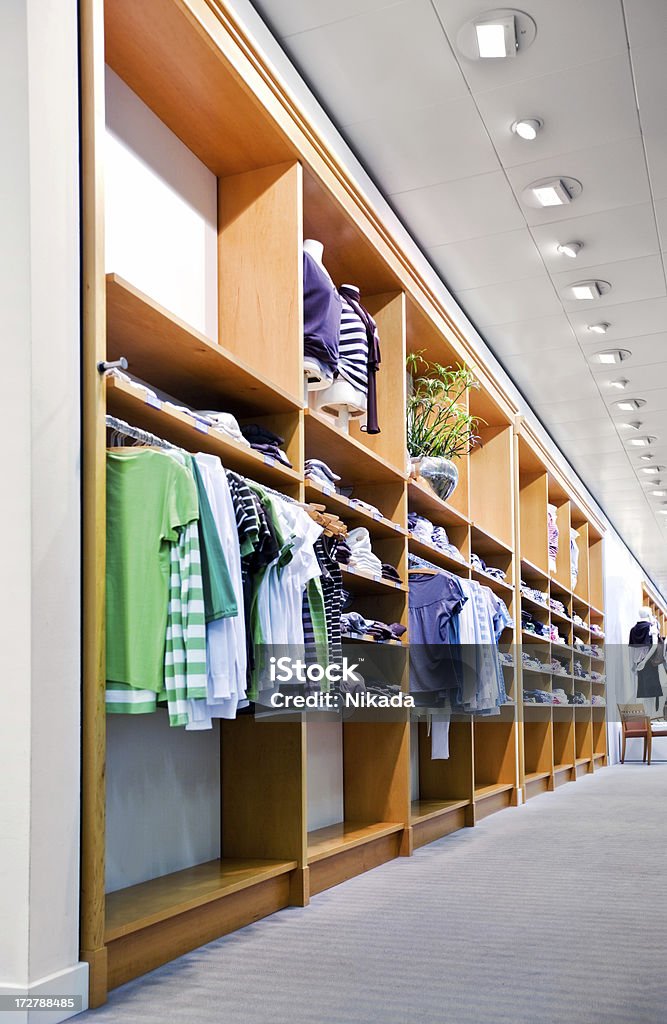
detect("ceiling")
[252,0,667,591]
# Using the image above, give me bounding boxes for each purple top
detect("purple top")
[303,252,341,375]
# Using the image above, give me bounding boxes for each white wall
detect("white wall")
[306,721,344,830]
[105,67,218,339]
[0,0,87,1020]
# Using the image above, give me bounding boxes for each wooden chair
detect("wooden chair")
[618,704,651,764]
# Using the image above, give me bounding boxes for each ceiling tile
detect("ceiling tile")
[568,297,667,341]
[427,229,543,291]
[551,418,616,442]
[631,45,667,136]
[430,0,627,91]
[254,0,397,37]
[598,362,667,394]
[644,134,667,200]
[281,0,467,126]
[343,94,498,195]
[485,315,577,357]
[474,55,639,169]
[456,276,561,327]
[585,331,667,371]
[531,203,660,272]
[624,0,667,51]
[534,395,608,424]
[554,254,667,311]
[505,138,651,225]
[390,171,524,247]
[654,198,667,250]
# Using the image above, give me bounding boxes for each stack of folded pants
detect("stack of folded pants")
[240,424,292,467]
[305,458,340,489]
[381,563,401,583]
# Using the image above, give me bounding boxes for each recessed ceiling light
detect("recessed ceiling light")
[657,510,667,516]
[615,399,646,411]
[652,490,667,497]
[570,280,611,300]
[593,349,631,365]
[620,421,642,430]
[641,466,663,474]
[475,15,517,58]
[609,378,629,390]
[533,180,573,206]
[629,437,656,447]
[641,455,655,462]
[557,241,582,258]
[512,118,542,140]
[588,322,610,335]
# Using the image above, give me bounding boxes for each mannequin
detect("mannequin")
[314,280,367,430]
[629,606,662,711]
[302,239,339,394]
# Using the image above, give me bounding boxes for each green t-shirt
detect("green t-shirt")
[106,449,199,692]
[190,457,238,623]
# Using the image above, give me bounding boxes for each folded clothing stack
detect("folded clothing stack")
[590,623,604,638]
[342,527,383,577]
[499,651,515,666]
[552,688,569,706]
[341,612,406,643]
[573,660,591,680]
[522,652,551,673]
[590,671,605,682]
[524,688,552,704]
[194,409,251,446]
[569,691,586,705]
[521,581,548,606]
[305,458,340,490]
[471,553,507,581]
[349,496,383,518]
[521,611,549,638]
[573,613,587,628]
[551,658,569,676]
[550,597,567,617]
[408,513,465,563]
[335,539,352,565]
[551,626,567,645]
[591,694,606,706]
[381,563,402,584]
[590,644,603,659]
[240,424,292,467]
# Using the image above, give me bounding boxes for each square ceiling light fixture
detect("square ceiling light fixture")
[568,279,611,301]
[475,16,517,57]
[615,399,645,411]
[593,349,632,365]
[457,9,536,61]
[521,176,583,209]
[534,180,572,206]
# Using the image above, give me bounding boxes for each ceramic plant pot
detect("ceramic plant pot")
[412,455,459,502]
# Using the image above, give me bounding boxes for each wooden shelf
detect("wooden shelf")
[410,798,471,825]
[407,536,469,574]
[553,763,574,774]
[106,377,302,489]
[307,821,403,864]
[471,568,514,594]
[305,409,406,485]
[593,752,606,761]
[550,608,572,625]
[520,592,550,614]
[550,577,572,599]
[340,566,407,595]
[342,632,404,647]
[304,480,407,538]
[522,630,550,645]
[521,557,550,581]
[407,478,469,526]
[474,782,515,801]
[471,523,513,556]
[524,770,551,784]
[575,757,591,765]
[106,273,301,415]
[105,857,297,942]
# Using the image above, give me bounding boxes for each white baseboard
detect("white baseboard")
[0,962,89,1023]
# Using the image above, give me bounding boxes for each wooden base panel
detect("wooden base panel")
[474,784,515,820]
[575,759,592,778]
[524,773,550,799]
[308,831,402,896]
[81,946,108,1009]
[411,805,469,849]
[107,873,291,990]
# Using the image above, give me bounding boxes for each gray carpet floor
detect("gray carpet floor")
[81,765,667,1024]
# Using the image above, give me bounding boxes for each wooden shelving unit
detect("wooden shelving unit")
[80,0,609,1006]
[515,423,607,801]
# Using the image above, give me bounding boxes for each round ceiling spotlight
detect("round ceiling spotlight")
[511,118,543,140]
[557,241,582,258]
[456,9,537,61]
[521,177,583,209]
[588,322,610,335]
[615,398,646,411]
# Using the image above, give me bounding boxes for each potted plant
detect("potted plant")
[406,352,482,501]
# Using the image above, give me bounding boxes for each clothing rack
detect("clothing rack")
[106,414,176,449]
